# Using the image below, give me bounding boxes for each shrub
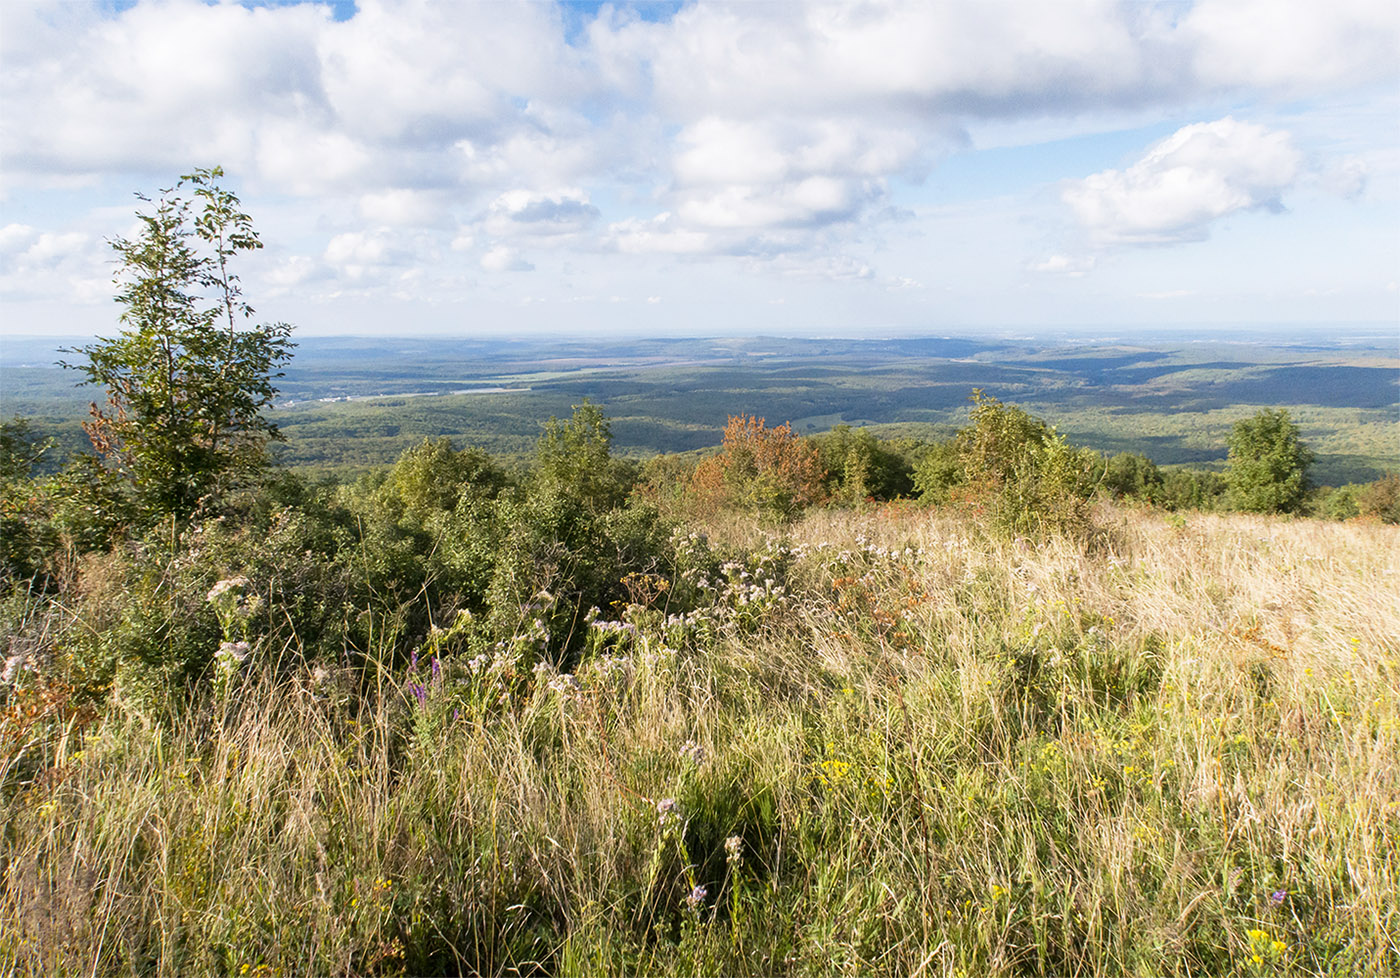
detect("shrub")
[1225,408,1313,514]
[690,415,826,524]
[953,390,1101,536]
[814,425,913,503]
[1356,472,1400,523]
[1103,452,1164,503]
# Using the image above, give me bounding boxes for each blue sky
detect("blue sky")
[1,0,1396,338]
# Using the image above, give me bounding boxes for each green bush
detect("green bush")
[1225,408,1313,514]
[953,390,1102,536]
[814,425,913,503]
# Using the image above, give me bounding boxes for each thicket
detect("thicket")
[1,171,1397,976]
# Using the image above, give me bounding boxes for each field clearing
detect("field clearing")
[3,504,1396,975]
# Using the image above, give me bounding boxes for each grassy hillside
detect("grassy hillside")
[3,503,1396,975]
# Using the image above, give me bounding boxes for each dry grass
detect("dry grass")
[2,503,1396,975]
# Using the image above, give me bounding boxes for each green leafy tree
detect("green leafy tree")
[1225,409,1313,514]
[1103,452,1164,503]
[535,399,632,512]
[912,439,963,503]
[954,390,1101,535]
[63,167,294,524]
[816,424,913,503]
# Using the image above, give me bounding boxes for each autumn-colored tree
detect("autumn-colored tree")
[691,415,826,523]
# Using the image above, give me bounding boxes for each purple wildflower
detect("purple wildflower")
[685,885,708,910]
[409,649,419,671]
[431,656,441,681]
[1270,890,1287,905]
[408,681,427,706]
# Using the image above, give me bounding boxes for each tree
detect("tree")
[63,167,294,523]
[1225,409,1313,514]
[690,415,826,523]
[535,399,632,513]
[953,390,1101,535]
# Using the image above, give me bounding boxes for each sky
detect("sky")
[1,0,1397,339]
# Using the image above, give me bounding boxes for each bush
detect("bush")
[1225,408,1313,514]
[814,425,913,503]
[690,415,826,524]
[1356,473,1400,523]
[953,390,1101,536]
[911,439,962,504]
[1103,452,1164,504]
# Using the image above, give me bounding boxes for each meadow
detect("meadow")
[3,501,1396,976]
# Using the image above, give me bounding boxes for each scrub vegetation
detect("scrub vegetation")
[2,173,1397,976]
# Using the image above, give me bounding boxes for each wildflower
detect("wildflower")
[679,740,706,766]
[1270,889,1287,904]
[725,835,743,866]
[656,797,677,817]
[216,640,251,665]
[206,576,250,603]
[547,672,579,694]
[407,682,427,706]
[685,885,708,910]
[1,653,33,684]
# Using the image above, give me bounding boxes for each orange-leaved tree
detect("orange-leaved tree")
[690,415,826,523]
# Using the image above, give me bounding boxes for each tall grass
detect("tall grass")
[3,504,1396,975]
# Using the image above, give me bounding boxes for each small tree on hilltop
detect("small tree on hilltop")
[63,167,294,525]
[1225,408,1313,514]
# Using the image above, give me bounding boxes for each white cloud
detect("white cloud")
[0,222,107,303]
[1030,253,1097,276]
[358,189,451,227]
[1062,117,1302,245]
[480,245,533,272]
[483,189,600,238]
[0,0,1395,331]
[1184,0,1399,93]
[604,213,714,255]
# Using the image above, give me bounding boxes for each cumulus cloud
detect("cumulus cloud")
[1062,117,1302,245]
[483,189,600,238]
[0,0,1395,319]
[1030,253,1098,276]
[603,213,714,255]
[0,222,107,302]
[1183,0,1399,93]
[480,245,533,272]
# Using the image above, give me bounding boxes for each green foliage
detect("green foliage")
[1,419,55,581]
[814,424,913,503]
[536,398,633,513]
[911,439,962,503]
[1225,409,1313,514]
[1157,467,1227,512]
[1102,451,1164,503]
[953,390,1102,536]
[62,167,294,526]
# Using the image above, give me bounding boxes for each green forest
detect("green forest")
[2,173,1398,977]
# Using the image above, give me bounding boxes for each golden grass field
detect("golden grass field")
[3,503,1397,976]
